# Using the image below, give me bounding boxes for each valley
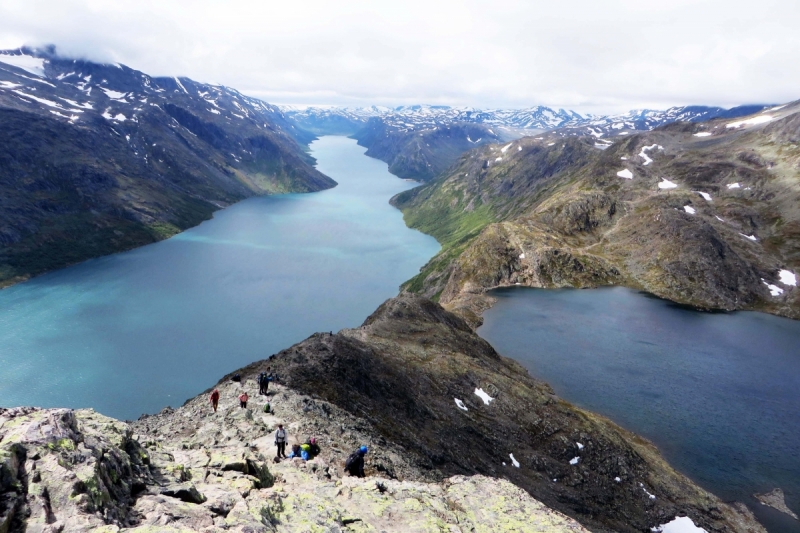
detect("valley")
[2,46,799,533]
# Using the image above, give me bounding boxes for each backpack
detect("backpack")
[344,451,360,471]
[232,373,241,382]
[258,372,266,385]
[263,403,270,413]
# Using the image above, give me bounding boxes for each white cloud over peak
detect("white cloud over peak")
[1,0,798,113]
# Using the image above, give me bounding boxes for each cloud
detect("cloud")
[1,0,798,113]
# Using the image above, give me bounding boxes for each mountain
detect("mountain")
[0,294,765,533]
[0,46,334,287]
[392,102,800,324]
[352,119,504,181]
[551,104,774,141]
[284,103,772,182]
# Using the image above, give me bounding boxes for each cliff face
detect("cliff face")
[393,103,800,322]
[0,295,765,532]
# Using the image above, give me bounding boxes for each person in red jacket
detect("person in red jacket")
[210,388,220,412]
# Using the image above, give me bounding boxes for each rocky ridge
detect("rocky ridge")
[392,102,800,323]
[1,294,766,532]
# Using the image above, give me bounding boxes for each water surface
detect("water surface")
[0,136,439,420]
[477,286,800,532]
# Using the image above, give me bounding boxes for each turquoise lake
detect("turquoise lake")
[0,136,439,420]
[478,286,800,533]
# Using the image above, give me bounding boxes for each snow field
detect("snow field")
[454,398,468,411]
[658,179,677,189]
[693,132,712,137]
[726,115,773,128]
[0,54,46,77]
[683,206,696,215]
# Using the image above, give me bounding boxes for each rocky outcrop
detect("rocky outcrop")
[754,489,798,520]
[1,391,590,532]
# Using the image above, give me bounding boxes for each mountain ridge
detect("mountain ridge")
[0,46,334,287]
[392,101,800,324]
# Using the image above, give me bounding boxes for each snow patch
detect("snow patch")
[614,477,621,482]
[0,80,22,89]
[101,88,127,100]
[0,54,46,77]
[651,516,707,533]
[764,283,784,296]
[778,270,797,286]
[576,442,584,450]
[638,144,662,166]
[683,206,696,215]
[501,143,513,153]
[617,169,633,179]
[519,253,525,259]
[13,90,61,108]
[715,216,725,222]
[509,453,520,468]
[658,179,678,189]
[639,483,656,500]
[209,108,220,115]
[474,388,494,405]
[739,233,757,241]
[454,398,468,411]
[727,183,741,189]
[726,115,773,128]
[174,77,189,94]
[569,457,580,465]
[495,157,503,162]
[694,191,712,201]
[620,157,628,160]
[693,132,712,137]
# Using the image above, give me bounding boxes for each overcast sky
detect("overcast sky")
[1,0,798,113]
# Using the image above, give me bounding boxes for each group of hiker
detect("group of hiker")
[207,368,370,477]
[208,367,275,413]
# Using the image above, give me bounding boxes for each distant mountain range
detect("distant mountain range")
[0,46,334,287]
[282,102,773,138]
[282,102,774,181]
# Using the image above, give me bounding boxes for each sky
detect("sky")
[0,0,798,114]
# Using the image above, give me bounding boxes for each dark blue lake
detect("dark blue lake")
[0,136,439,420]
[477,286,800,533]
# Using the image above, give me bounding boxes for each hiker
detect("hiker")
[344,445,368,477]
[209,388,220,412]
[307,437,320,457]
[258,367,274,396]
[289,443,302,459]
[275,424,287,458]
[238,391,248,409]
